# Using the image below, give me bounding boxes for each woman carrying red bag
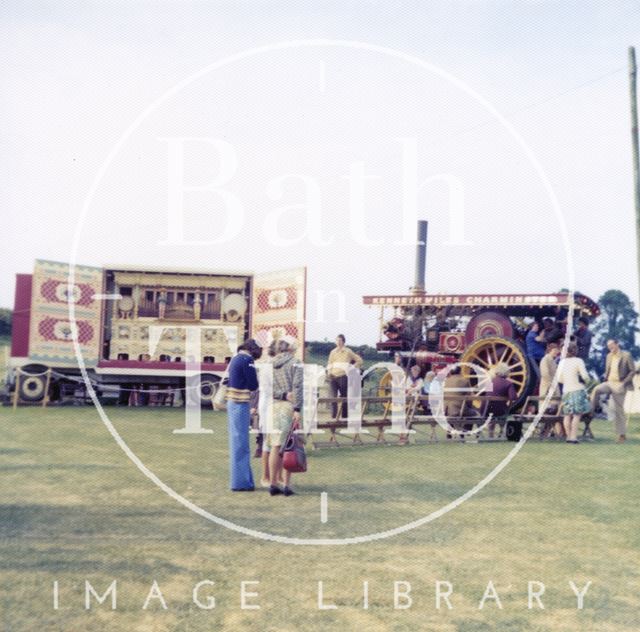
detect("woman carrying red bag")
[267,336,303,497]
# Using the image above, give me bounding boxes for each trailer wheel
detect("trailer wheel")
[187,373,220,407]
[18,366,49,402]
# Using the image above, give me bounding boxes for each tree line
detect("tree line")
[589,289,639,375]
[0,308,11,338]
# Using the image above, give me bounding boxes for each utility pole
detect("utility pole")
[630,46,640,302]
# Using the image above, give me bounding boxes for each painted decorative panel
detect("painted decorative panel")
[28,260,103,367]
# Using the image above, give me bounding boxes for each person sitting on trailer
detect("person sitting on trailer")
[486,363,517,438]
[419,370,436,413]
[404,364,424,397]
[394,363,423,446]
[421,370,436,395]
[444,365,468,419]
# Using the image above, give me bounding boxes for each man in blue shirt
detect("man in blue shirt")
[525,321,546,383]
[226,338,262,491]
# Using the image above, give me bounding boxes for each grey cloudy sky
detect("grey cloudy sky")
[2,1,639,344]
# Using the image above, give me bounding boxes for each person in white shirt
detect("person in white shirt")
[556,342,590,443]
[539,342,560,398]
[404,364,424,397]
[394,364,425,445]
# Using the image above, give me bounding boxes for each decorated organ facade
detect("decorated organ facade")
[104,268,250,364]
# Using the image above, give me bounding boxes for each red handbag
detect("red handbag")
[281,422,307,473]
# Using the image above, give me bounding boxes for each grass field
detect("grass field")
[1,405,639,631]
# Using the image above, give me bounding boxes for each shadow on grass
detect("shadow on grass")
[0,551,185,575]
[0,448,28,455]
[0,504,173,538]
[0,463,121,471]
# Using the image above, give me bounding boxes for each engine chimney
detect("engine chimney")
[411,220,428,294]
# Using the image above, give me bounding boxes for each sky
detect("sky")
[2,0,640,344]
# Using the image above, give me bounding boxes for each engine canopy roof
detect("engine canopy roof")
[362,292,600,317]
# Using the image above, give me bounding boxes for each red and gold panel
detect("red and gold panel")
[255,286,297,313]
[28,260,103,367]
[251,267,306,360]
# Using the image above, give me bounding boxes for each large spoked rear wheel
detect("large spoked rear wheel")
[460,336,532,408]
